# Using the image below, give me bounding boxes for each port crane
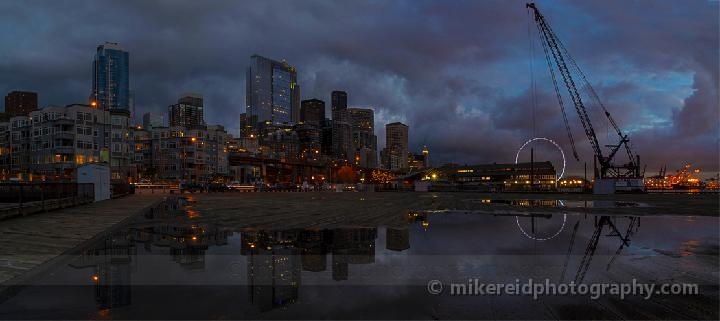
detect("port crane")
[526,3,641,180]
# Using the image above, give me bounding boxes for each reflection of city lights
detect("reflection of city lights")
[91,274,99,282]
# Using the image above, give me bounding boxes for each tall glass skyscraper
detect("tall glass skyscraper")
[91,42,129,111]
[245,55,299,126]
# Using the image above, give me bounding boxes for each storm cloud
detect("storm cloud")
[0,0,717,176]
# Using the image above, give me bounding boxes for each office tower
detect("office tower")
[168,93,205,128]
[91,42,129,111]
[300,99,325,126]
[4,91,38,117]
[321,119,333,157]
[331,91,347,121]
[245,55,300,127]
[347,108,377,168]
[331,91,351,160]
[142,112,164,130]
[382,122,409,171]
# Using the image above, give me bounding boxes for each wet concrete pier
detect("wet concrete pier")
[0,194,166,284]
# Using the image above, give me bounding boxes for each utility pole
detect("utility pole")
[530,147,534,192]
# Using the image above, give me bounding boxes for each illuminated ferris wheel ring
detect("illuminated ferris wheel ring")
[515,137,566,181]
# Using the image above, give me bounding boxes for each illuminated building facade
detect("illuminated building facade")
[246,55,300,128]
[91,42,130,111]
[168,94,205,128]
[2,104,111,179]
[381,122,408,172]
[437,162,557,191]
[347,108,377,168]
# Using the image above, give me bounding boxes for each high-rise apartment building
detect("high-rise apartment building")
[169,94,205,128]
[4,91,38,117]
[245,55,300,127]
[91,42,129,111]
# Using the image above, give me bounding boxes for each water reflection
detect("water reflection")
[0,197,716,320]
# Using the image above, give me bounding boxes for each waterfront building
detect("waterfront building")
[1,104,111,179]
[436,162,557,191]
[142,124,231,181]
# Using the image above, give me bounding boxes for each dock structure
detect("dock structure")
[0,194,166,285]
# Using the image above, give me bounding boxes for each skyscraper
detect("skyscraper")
[300,99,325,126]
[331,91,351,160]
[331,91,347,121]
[347,108,377,168]
[382,122,409,171]
[169,94,205,128]
[4,91,38,117]
[245,55,300,127]
[91,42,129,111]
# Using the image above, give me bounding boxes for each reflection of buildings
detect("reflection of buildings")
[70,230,135,309]
[130,218,229,271]
[386,228,410,251]
[244,230,302,312]
[299,230,327,272]
[240,227,382,311]
[330,228,377,281]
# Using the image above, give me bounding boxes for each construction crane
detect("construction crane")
[526,3,641,180]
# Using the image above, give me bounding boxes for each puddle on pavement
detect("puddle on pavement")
[0,197,717,320]
[463,199,650,208]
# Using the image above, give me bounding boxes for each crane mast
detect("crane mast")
[526,3,641,180]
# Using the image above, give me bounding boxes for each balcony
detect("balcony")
[54,132,74,140]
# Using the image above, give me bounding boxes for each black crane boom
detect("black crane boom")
[526,3,641,179]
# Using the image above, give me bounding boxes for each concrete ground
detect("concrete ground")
[1,191,715,285]
[184,191,719,230]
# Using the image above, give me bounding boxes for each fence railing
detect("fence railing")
[0,182,95,204]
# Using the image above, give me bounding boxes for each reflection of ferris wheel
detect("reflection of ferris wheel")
[515,137,566,181]
[515,213,567,241]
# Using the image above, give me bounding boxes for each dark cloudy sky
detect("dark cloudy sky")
[0,0,717,176]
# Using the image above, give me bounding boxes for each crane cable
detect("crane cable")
[533,15,579,161]
[527,7,537,137]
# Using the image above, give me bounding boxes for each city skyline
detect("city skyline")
[0,1,717,175]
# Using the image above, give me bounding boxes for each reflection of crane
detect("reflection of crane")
[559,220,580,283]
[573,216,634,284]
[526,3,641,179]
[606,216,640,271]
